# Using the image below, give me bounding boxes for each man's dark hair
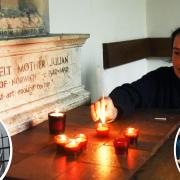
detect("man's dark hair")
[171,27,180,47]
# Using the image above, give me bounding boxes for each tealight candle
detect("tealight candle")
[124,127,139,144]
[75,133,88,150]
[113,138,129,155]
[96,123,109,136]
[48,110,66,134]
[54,134,69,148]
[64,139,81,154]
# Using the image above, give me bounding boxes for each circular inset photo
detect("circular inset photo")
[0,120,12,180]
[174,127,180,172]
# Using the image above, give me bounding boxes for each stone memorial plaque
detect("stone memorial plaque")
[0,35,90,135]
[0,48,80,111]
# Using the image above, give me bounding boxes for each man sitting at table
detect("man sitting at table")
[91,27,180,123]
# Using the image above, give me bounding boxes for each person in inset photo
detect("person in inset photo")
[0,121,12,179]
[176,131,180,168]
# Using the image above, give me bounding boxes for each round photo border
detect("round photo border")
[0,119,13,180]
[174,127,180,172]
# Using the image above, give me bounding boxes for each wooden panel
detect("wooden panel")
[103,39,150,68]
[103,38,171,69]
[149,38,171,57]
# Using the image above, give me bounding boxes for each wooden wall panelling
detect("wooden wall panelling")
[103,38,171,69]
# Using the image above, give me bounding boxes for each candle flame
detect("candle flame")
[97,122,108,130]
[59,135,67,141]
[126,127,139,137]
[70,139,77,145]
[128,128,135,134]
[76,133,87,139]
[98,123,102,128]
[53,108,64,117]
[100,97,106,123]
[55,134,68,144]
[55,108,59,113]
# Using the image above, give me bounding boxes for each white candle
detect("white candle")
[50,112,64,117]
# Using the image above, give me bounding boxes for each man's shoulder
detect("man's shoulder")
[140,66,173,81]
[147,66,173,76]
[155,66,173,72]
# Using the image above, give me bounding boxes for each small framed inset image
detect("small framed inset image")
[0,120,13,179]
[174,127,180,172]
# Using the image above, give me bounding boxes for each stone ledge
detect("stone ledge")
[4,87,90,136]
[0,34,90,57]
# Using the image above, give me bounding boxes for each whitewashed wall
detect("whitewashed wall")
[49,0,179,102]
[147,0,180,37]
[49,0,147,101]
[103,59,148,95]
[146,0,180,71]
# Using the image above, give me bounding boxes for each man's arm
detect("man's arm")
[109,69,159,116]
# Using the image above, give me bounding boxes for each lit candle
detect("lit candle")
[48,109,66,134]
[64,139,81,154]
[113,138,129,155]
[124,127,139,144]
[96,123,109,136]
[54,134,69,148]
[95,97,110,136]
[75,133,88,149]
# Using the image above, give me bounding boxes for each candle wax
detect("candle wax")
[50,112,64,117]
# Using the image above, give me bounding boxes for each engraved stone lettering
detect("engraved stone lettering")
[0,66,11,77]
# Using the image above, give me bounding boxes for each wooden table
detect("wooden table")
[6,106,180,180]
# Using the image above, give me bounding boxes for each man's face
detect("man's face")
[172,35,180,79]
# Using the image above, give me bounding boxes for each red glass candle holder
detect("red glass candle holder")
[124,127,139,145]
[75,133,88,150]
[113,138,129,155]
[54,134,69,148]
[48,111,66,134]
[96,123,109,137]
[64,139,81,155]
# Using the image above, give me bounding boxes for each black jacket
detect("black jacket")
[109,66,180,116]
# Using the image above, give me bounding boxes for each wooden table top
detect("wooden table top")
[6,106,180,180]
